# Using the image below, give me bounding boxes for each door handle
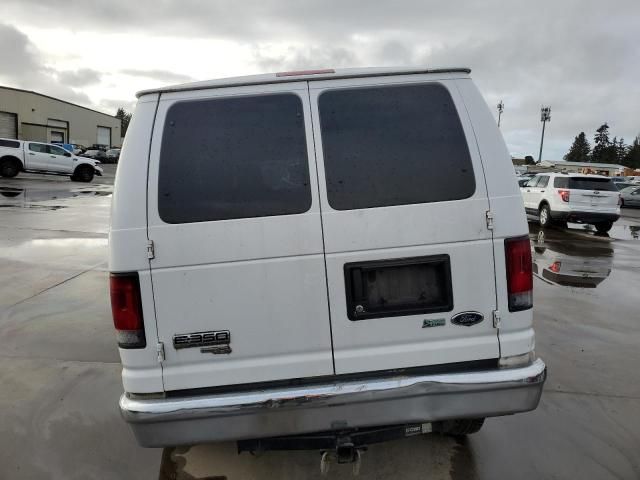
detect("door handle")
[29,152,35,155]
[526,189,531,192]
[540,190,545,193]
[50,155,57,158]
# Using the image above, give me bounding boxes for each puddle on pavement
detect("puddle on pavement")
[0,237,108,263]
[530,226,614,289]
[0,204,66,211]
[563,222,640,241]
[0,186,111,207]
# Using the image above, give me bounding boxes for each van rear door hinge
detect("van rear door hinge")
[492,310,501,329]
[156,342,165,362]
[485,210,494,230]
[146,240,155,259]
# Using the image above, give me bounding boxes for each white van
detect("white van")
[110,67,546,450]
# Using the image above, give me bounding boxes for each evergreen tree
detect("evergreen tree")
[564,132,591,162]
[116,107,133,137]
[591,123,616,164]
[615,137,627,164]
[624,135,640,169]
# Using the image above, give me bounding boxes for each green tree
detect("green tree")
[116,107,133,137]
[563,132,591,162]
[591,123,616,164]
[624,135,640,169]
[615,137,627,164]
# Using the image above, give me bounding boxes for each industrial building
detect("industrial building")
[0,86,121,148]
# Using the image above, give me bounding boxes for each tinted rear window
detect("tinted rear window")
[0,139,19,148]
[553,177,568,188]
[567,177,617,191]
[158,93,312,224]
[318,83,475,210]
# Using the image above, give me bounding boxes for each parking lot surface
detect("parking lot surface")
[0,168,639,479]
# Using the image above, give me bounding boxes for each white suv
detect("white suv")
[110,67,545,451]
[521,173,620,233]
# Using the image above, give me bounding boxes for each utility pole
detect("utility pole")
[538,106,551,162]
[497,100,504,128]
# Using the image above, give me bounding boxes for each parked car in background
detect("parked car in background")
[614,182,635,191]
[0,138,102,181]
[82,149,107,162]
[111,67,545,449]
[71,144,87,155]
[51,142,75,153]
[106,148,121,163]
[620,185,640,207]
[521,173,620,232]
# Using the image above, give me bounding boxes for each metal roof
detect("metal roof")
[542,160,625,170]
[136,66,472,98]
[0,85,117,118]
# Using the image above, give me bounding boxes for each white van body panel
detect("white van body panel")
[112,68,546,447]
[307,76,499,374]
[109,94,163,393]
[146,82,334,390]
[454,80,535,358]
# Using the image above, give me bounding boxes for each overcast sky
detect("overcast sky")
[1,0,638,159]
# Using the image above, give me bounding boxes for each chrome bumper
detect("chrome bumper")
[121,358,546,447]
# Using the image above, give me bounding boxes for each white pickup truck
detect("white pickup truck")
[0,138,103,182]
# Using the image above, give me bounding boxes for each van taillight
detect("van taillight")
[110,273,146,348]
[505,236,533,312]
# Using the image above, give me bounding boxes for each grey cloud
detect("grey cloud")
[120,69,195,84]
[253,46,358,72]
[2,1,640,159]
[57,68,102,87]
[100,98,137,114]
[0,23,94,107]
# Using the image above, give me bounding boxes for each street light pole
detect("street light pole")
[538,106,551,162]
[497,100,504,128]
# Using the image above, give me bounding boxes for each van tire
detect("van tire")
[594,221,613,233]
[538,204,551,228]
[72,165,94,183]
[437,418,485,436]
[0,157,21,178]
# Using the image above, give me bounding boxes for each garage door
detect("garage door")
[0,112,17,139]
[97,126,111,147]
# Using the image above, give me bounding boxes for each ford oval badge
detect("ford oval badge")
[451,311,484,327]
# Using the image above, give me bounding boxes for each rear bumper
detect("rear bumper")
[120,358,546,447]
[553,210,619,224]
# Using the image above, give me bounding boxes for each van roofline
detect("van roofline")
[135,66,472,98]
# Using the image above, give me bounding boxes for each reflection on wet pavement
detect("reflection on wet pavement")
[566,221,640,241]
[0,185,112,206]
[530,226,615,288]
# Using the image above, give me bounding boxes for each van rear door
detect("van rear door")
[146,82,334,391]
[308,76,500,374]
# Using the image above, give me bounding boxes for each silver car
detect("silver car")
[620,185,640,207]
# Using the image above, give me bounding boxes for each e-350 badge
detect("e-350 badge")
[173,330,231,354]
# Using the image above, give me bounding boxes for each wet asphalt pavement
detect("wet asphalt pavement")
[0,167,639,479]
